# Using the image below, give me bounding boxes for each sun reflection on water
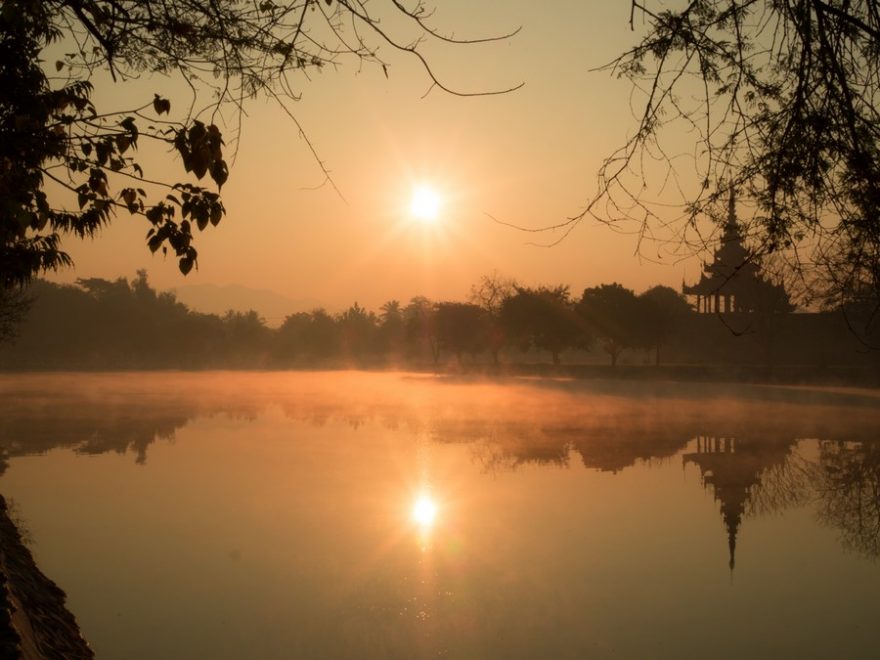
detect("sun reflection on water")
[411,493,438,528]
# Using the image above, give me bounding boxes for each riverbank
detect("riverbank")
[449,362,880,388]
[2,359,879,389]
[0,496,92,659]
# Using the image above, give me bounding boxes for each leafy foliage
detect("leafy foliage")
[1,2,230,284]
[0,286,32,343]
[0,0,519,287]
[500,286,587,364]
[1,272,876,370]
[577,283,647,366]
[571,1,880,312]
[434,302,490,362]
[277,309,340,362]
[638,285,692,365]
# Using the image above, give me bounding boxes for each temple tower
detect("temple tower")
[683,190,790,313]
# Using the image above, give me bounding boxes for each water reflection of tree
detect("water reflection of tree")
[276,386,880,565]
[745,454,815,517]
[471,426,574,473]
[814,441,880,559]
[745,453,815,516]
[0,405,191,472]
[2,374,880,562]
[0,388,262,472]
[683,436,880,565]
[570,426,688,473]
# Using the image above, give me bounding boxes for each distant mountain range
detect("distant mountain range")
[171,284,319,327]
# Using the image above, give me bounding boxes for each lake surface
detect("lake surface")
[0,371,878,659]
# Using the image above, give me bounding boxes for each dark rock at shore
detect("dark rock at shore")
[0,495,92,659]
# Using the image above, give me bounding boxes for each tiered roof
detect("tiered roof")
[683,190,791,311]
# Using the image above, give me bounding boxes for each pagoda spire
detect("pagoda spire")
[682,185,791,312]
[725,185,739,237]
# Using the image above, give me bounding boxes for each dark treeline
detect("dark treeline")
[0,271,877,373]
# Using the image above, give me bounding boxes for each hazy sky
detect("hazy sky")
[47,2,703,313]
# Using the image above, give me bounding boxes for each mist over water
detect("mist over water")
[1,372,878,659]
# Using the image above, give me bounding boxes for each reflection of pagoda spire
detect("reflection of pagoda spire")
[724,500,740,575]
[683,435,789,575]
[728,529,736,575]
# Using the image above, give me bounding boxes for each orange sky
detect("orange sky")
[47,2,704,314]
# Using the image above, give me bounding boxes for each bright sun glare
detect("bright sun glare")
[411,494,438,527]
[409,185,440,222]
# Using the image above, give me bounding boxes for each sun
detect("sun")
[409,185,441,222]
[411,494,438,527]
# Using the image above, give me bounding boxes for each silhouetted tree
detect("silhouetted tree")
[470,272,516,315]
[1,1,518,287]
[577,283,646,366]
[639,285,692,366]
[582,1,880,309]
[434,302,489,364]
[275,312,310,364]
[74,271,188,364]
[337,302,379,360]
[819,261,880,349]
[221,310,270,366]
[404,296,439,364]
[6,270,874,372]
[0,287,32,344]
[0,280,93,367]
[0,273,235,367]
[276,309,340,364]
[841,297,880,353]
[470,272,516,364]
[500,285,585,365]
[379,300,402,322]
[378,300,405,359]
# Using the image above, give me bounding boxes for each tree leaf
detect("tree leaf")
[153,94,171,115]
[209,204,223,226]
[210,160,228,188]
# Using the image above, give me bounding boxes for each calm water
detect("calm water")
[0,372,879,659]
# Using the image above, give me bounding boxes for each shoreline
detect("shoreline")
[0,496,92,659]
[449,362,880,389]
[2,361,875,389]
